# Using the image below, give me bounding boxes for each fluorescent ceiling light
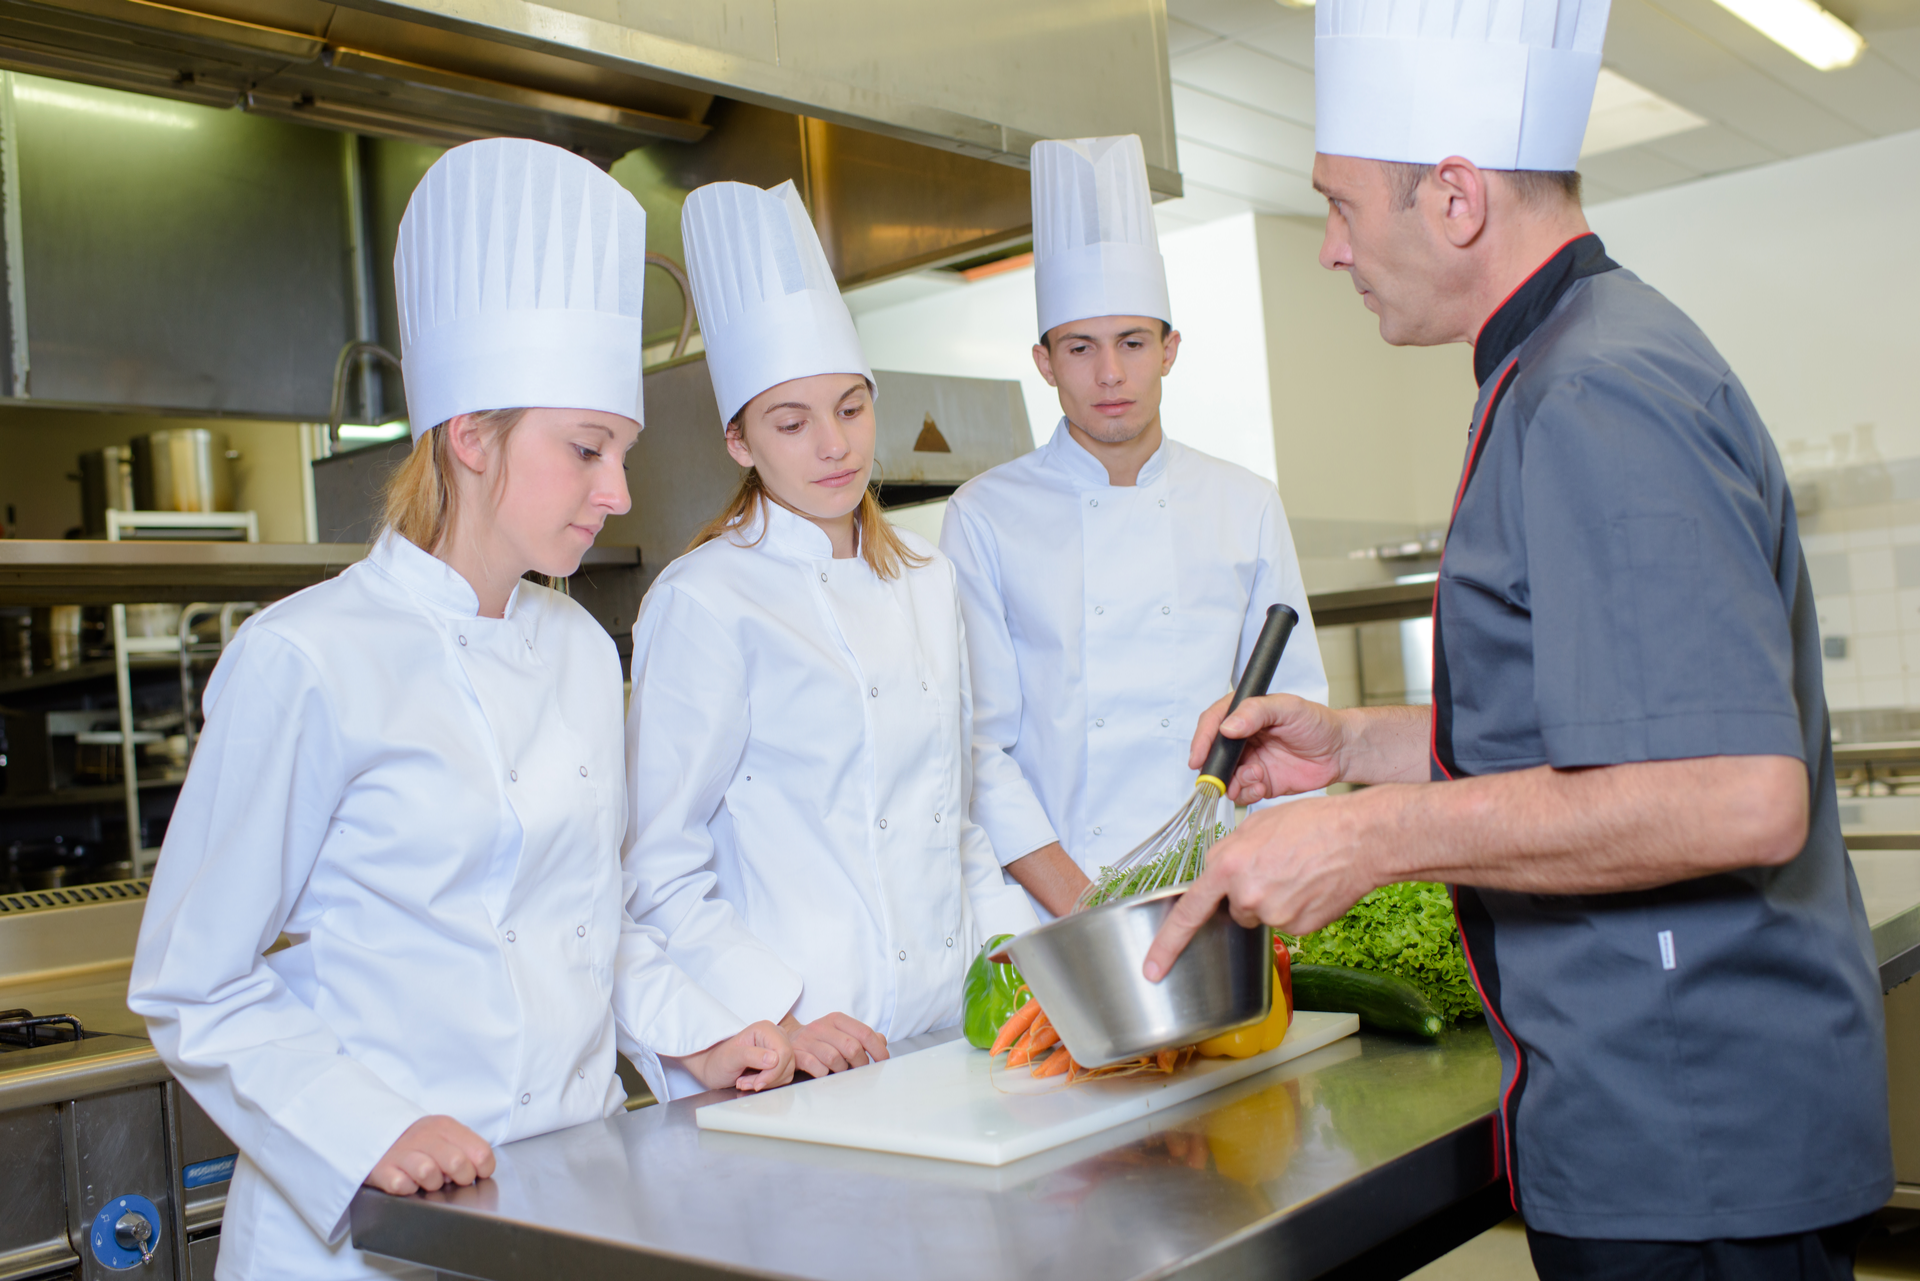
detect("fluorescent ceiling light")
[11,81,200,130]
[338,421,410,442]
[1580,69,1709,157]
[1706,0,1866,69]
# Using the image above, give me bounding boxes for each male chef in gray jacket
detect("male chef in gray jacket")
[1146,0,1893,1274]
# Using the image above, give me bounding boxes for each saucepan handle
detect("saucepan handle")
[1197,603,1299,790]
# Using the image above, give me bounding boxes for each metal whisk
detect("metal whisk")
[1077,604,1301,911]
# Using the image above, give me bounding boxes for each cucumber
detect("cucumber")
[1291,963,1446,1040]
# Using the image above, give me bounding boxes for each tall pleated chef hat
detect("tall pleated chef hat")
[393,138,647,442]
[1315,0,1612,171]
[680,180,872,428]
[1030,135,1171,341]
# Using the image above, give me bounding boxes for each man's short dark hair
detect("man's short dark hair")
[1040,319,1173,351]
[1380,161,1582,212]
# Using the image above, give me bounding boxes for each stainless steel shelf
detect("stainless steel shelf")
[0,654,180,697]
[1308,581,1434,629]
[0,541,369,605]
[0,776,186,812]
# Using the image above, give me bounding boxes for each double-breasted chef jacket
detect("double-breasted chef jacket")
[940,425,1328,910]
[1434,234,1892,1239]
[625,501,1037,1096]
[130,533,745,1281]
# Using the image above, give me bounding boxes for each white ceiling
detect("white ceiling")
[1156,0,1920,227]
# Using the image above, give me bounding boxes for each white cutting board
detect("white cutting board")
[696,1009,1359,1166]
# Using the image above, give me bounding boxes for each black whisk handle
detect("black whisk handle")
[1197,604,1299,790]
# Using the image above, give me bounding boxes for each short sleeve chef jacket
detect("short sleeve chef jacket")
[1436,234,1891,1241]
[941,426,1327,910]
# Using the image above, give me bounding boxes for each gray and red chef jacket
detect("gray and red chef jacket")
[1433,233,1892,1240]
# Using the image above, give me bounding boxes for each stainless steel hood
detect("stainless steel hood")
[0,0,1181,192]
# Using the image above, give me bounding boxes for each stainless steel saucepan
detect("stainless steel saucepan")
[1007,885,1271,1068]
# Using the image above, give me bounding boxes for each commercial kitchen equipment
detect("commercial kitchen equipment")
[129,432,237,517]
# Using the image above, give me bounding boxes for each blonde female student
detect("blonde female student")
[129,141,791,1281]
[624,180,1037,1094]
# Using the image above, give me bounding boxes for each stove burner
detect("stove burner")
[0,1008,86,1050]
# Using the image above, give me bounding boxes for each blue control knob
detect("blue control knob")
[89,1195,162,1270]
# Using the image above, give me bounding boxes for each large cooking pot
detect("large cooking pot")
[132,429,236,513]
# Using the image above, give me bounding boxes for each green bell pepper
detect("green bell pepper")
[962,933,1028,1050]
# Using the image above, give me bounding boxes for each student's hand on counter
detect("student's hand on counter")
[680,1020,795,1092]
[365,1116,496,1196]
[778,1011,889,1077]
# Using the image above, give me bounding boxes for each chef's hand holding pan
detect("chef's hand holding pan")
[678,1019,795,1092]
[1144,693,1382,982]
[365,1115,496,1196]
[779,1011,890,1078]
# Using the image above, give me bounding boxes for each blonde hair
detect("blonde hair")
[689,427,929,581]
[379,409,529,552]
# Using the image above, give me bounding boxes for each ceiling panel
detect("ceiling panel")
[1172,41,1316,126]
[1161,0,1919,220]
[1176,137,1323,213]
[1167,17,1225,57]
[1170,85,1316,172]
[1579,143,1709,195]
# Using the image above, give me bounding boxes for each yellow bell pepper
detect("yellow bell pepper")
[1196,955,1292,1058]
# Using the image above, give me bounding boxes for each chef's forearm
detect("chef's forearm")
[1006,842,1091,916]
[1335,704,1435,785]
[1357,753,1809,892]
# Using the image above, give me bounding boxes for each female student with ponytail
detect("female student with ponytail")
[623,180,1036,1091]
[129,140,791,1281]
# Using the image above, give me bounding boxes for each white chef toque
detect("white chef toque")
[680,180,871,428]
[1030,135,1171,341]
[1315,0,1612,171]
[393,138,647,442]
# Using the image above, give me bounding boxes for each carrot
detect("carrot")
[1032,1046,1073,1077]
[990,998,1042,1057]
[1156,1048,1177,1073]
[1027,1025,1060,1055]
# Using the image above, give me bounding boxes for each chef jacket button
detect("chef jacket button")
[921,681,928,691]
[1094,826,1103,835]
[578,1068,586,1079]
[1095,606,1104,615]
[579,765,588,777]
[458,635,468,646]
[1161,605,1171,615]
[576,925,586,937]
[521,1093,531,1105]
[898,950,907,961]
[1089,498,1098,508]
[879,818,888,829]
[1095,718,1104,727]
[510,769,518,782]
[1159,499,1166,508]
[820,572,828,582]
[1161,718,1170,727]
[505,930,516,942]
[525,638,532,649]
[946,937,954,947]
[934,812,942,822]
[870,687,879,697]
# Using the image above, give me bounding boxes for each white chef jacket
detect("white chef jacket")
[625,501,1036,1095]
[940,422,1328,911]
[129,533,744,1281]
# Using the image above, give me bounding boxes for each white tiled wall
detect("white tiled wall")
[1804,503,1920,714]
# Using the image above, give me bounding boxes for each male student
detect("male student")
[941,134,1327,918]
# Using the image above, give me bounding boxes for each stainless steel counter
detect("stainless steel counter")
[350,1025,1505,1281]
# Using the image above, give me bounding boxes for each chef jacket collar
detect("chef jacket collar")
[1472,233,1618,387]
[731,495,839,564]
[1043,417,1170,490]
[368,530,525,619]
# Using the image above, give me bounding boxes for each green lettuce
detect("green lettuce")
[1284,882,1483,1024]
